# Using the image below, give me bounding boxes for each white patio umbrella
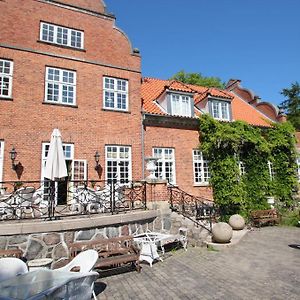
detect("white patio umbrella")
[44,129,67,180]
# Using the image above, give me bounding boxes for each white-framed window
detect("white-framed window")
[268,161,275,180]
[296,154,300,182]
[40,22,84,49]
[105,145,132,183]
[193,150,210,184]
[153,148,176,184]
[170,94,192,117]
[45,67,76,105]
[239,161,246,176]
[0,59,13,98]
[103,77,128,111]
[41,142,74,170]
[71,160,87,181]
[0,141,4,184]
[210,99,230,121]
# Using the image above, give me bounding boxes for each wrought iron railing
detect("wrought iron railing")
[168,184,219,231]
[0,180,146,221]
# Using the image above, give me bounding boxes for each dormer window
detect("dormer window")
[209,99,231,121]
[170,93,193,117]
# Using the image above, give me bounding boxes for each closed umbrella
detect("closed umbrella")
[44,129,67,180]
[44,129,67,219]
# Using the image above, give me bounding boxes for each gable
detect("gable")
[52,0,106,14]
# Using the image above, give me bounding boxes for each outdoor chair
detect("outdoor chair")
[72,186,101,213]
[14,186,36,218]
[0,257,28,281]
[43,271,99,300]
[138,240,162,267]
[53,249,99,299]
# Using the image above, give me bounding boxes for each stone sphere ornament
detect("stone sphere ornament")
[229,214,245,230]
[212,222,233,243]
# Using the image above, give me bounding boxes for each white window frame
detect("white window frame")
[45,67,76,105]
[210,99,230,121]
[0,141,4,184]
[40,22,84,49]
[41,142,74,177]
[239,161,246,176]
[170,93,192,117]
[0,59,13,98]
[105,145,132,183]
[103,77,129,111]
[193,150,210,185]
[71,160,87,181]
[296,152,300,182]
[153,148,176,184]
[268,161,275,180]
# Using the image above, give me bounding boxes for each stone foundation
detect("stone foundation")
[0,205,211,268]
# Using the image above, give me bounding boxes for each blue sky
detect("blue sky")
[105,0,299,106]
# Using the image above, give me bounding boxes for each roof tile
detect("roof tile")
[142,77,273,127]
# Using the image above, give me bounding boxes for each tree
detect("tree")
[170,70,225,89]
[280,82,300,130]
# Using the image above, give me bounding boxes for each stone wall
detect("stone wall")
[0,206,211,268]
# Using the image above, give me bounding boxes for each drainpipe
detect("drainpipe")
[141,110,145,179]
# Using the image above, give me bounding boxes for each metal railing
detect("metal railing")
[0,180,147,221]
[168,184,219,231]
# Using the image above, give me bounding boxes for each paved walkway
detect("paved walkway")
[95,227,300,299]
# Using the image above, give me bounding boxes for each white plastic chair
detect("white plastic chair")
[0,257,28,281]
[14,187,35,218]
[53,249,98,299]
[44,271,99,300]
[54,249,98,273]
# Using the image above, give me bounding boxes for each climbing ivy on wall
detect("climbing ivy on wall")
[199,114,298,217]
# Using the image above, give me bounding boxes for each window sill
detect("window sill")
[37,40,86,52]
[101,108,131,114]
[193,183,211,187]
[42,101,78,108]
[212,117,231,122]
[0,97,13,101]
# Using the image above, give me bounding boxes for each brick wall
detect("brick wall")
[144,126,213,200]
[53,0,106,14]
[255,103,277,120]
[0,0,142,181]
[146,181,169,202]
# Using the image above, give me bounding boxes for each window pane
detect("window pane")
[103,77,128,110]
[45,68,76,105]
[0,60,13,98]
[153,148,175,184]
[193,150,210,184]
[106,146,131,182]
[105,91,114,108]
[40,23,83,49]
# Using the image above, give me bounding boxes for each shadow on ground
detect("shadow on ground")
[94,282,107,296]
[288,244,300,250]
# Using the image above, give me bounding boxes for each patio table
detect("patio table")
[0,269,98,300]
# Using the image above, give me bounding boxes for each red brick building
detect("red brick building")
[141,78,288,199]
[0,0,142,198]
[1,0,297,202]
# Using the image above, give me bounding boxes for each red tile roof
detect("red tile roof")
[142,77,273,127]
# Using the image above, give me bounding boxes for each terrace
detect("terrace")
[0,179,217,267]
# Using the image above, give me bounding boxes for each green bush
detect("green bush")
[199,114,298,217]
[279,209,300,227]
